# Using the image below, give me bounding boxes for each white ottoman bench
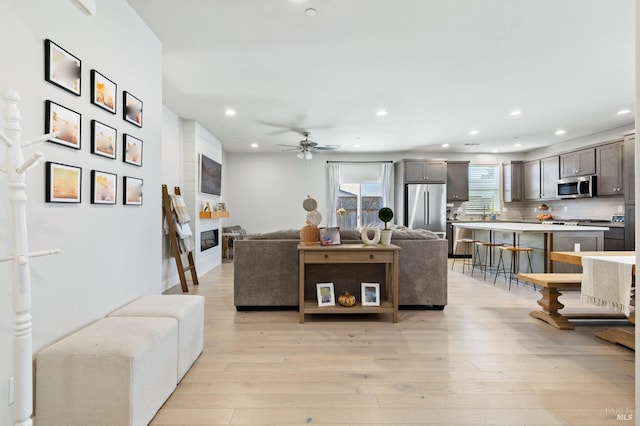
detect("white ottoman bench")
[35,317,178,426]
[109,294,204,381]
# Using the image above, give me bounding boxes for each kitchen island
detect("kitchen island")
[451,222,609,272]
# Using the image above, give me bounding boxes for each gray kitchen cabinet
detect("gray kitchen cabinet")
[625,204,635,250]
[524,160,541,200]
[540,156,559,200]
[405,160,446,183]
[446,161,469,201]
[596,141,624,196]
[560,148,596,177]
[623,134,635,205]
[503,161,523,202]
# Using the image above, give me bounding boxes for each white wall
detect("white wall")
[0,1,162,424]
[161,106,183,288]
[182,121,224,274]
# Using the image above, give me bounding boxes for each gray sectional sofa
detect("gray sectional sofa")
[233,227,447,310]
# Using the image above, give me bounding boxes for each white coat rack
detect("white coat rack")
[0,89,60,426]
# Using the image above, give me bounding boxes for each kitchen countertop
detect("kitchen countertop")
[451,222,609,232]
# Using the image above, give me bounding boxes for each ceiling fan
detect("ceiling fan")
[277,131,339,160]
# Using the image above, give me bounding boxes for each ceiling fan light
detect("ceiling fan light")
[297,152,305,159]
[305,151,313,160]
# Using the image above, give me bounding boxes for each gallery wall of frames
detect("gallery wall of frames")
[43,39,144,206]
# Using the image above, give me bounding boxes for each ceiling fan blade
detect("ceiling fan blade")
[280,148,301,152]
[276,144,302,148]
[315,145,341,150]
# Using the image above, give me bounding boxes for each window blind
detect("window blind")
[466,164,500,214]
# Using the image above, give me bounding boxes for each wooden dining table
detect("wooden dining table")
[550,250,635,349]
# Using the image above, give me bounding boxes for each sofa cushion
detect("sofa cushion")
[391,227,441,240]
[246,228,361,241]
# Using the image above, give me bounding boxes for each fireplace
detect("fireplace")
[200,229,219,252]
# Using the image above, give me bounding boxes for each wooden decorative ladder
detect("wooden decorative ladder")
[162,184,199,292]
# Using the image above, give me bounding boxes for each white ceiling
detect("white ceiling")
[126,0,635,155]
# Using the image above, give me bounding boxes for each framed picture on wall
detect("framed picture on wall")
[45,100,81,149]
[91,120,117,159]
[45,162,82,203]
[123,91,143,127]
[361,283,380,307]
[44,39,81,96]
[90,70,117,114]
[123,176,143,206]
[90,170,117,205]
[123,134,143,167]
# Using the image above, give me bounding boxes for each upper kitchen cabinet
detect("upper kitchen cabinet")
[540,156,559,200]
[524,160,541,200]
[560,148,596,178]
[623,133,635,205]
[596,140,624,196]
[503,161,523,202]
[446,161,469,201]
[404,160,447,183]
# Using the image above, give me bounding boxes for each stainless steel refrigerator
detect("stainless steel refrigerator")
[405,184,447,234]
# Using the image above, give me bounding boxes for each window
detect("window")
[337,182,383,229]
[466,164,500,215]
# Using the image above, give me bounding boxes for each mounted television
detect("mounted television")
[199,154,222,196]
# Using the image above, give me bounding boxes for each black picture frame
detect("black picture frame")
[90,170,117,205]
[123,134,143,167]
[45,161,82,203]
[90,70,117,114]
[44,39,81,96]
[91,120,117,159]
[123,176,143,206]
[123,91,143,127]
[45,100,81,150]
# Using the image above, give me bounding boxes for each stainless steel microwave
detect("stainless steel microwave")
[557,175,596,199]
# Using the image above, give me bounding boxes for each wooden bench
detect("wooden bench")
[517,272,629,331]
[517,273,583,330]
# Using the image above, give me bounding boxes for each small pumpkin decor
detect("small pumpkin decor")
[300,195,322,246]
[338,291,356,307]
[378,207,394,245]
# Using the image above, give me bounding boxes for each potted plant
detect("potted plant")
[378,207,394,245]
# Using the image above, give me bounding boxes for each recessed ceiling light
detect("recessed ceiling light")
[250,142,259,148]
[441,143,450,148]
[514,143,522,147]
[509,109,522,116]
[491,149,498,153]
[468,129,479,136]
[225,108,236,116]
[376,109,388,116]
[305,8,317,16]
[555,129,566,135]
[617,109,632,115]
[354,144,361,148]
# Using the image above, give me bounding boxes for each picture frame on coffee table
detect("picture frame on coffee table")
[362,283,380,307]
[316,283,335,307]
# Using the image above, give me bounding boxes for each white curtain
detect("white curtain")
[381,162,393,213]
[327,163,341,227]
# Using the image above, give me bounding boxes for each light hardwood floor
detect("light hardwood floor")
[153,260,634,425]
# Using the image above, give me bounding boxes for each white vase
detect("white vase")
[380,229,392,245]
[360,227,381,245]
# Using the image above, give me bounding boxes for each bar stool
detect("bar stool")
[472,241,505,279]
[451,238,477,273]
[494,246,534,290]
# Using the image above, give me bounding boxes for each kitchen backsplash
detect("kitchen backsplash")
[451,197,626,222]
